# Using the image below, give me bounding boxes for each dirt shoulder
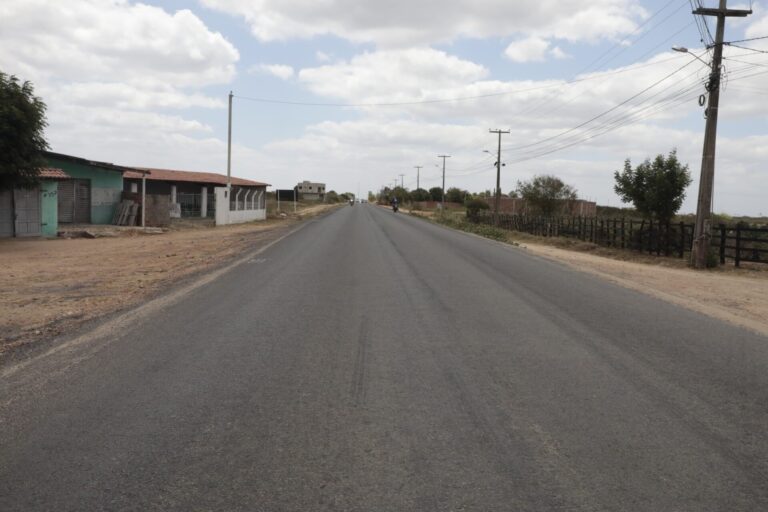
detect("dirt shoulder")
[415,209,768,337]
[0,204,338,356]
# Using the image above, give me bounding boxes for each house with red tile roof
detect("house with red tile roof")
[123,167,269,223]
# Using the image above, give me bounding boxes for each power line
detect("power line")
[502,55,704,152]
[232,51,693,109]
[727,35,768,44]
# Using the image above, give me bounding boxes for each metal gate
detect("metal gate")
[58,179,91,223]
[13,188,41,236]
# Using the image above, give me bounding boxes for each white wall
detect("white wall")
[214,186,267,226]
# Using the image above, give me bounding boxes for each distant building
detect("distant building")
[296,181,325,201]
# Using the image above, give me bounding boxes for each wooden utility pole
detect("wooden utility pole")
[414,166,422,190]
[226,91,233,195]
[399,174,405,189]
[489,129,509,214]
[690,0,751,268]
[438,155,451,210]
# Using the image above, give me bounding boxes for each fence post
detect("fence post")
[679,222,685,258]
[648,221,653,254]
[621,218,626,249]
[719,224,726,265]
[735,224,742,267]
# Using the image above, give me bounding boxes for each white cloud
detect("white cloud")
[298,48,488,103]
[0,0,239,87]
[316,51,332,62]
[550,46,570,60]
[251,63,295,80]
[200,0,644,47]
[505,37,551,63]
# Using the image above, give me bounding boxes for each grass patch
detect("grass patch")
[431,212,515,244]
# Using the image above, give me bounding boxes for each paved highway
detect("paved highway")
[2,205,768,511]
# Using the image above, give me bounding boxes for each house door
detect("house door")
[58,179,91,223]
[0,189,12,237]
[13,188,41,236]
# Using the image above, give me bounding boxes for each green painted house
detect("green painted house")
[1,152,130,238]
[44,152,128,226]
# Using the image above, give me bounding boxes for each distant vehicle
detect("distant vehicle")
[349,199,354,205]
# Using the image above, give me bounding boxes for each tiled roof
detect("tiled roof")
[38,167,70,179]
[124,167,269,187]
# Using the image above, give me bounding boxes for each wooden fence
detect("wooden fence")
[470,212,768,266]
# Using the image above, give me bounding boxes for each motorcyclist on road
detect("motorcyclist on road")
[391,196,399,212]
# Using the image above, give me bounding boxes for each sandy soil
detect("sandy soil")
[0,204,337,355]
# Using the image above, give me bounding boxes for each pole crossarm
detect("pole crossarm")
[693,7,752,17]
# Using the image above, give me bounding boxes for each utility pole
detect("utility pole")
[414,166,422,190]
[399,174,405,189]
[438,155,451,210]
[690,0,751,268]
[489,129,510,214]
[226,91,233,195]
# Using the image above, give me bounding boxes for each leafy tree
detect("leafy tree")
[428,187,443,202]
[465,198,490,217]
[445,187,467,203]
[516,175,577,216]
[613,149,692,224]
[410,188,431,202]
[0,72,49,191]
[325,190,340,203]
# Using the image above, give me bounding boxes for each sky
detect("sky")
[1,0,766,215]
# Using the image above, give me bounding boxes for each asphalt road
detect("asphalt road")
[2,205,768,511]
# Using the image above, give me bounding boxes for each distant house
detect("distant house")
[123,167,269,224]
[296,181,326,201]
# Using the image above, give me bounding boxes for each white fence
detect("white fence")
[214,186,267,226]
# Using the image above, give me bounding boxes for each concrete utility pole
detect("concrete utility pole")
[414,166,422,190]
[489,129,510,214]
[399,174,405,189]
[226,91,233,195]
[438,155,451,210]
[690,0,751,269]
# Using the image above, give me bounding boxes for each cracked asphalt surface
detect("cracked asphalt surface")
[2,205,768,511]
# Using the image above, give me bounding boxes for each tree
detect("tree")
[613,150,692,224]
[465,198,490,217]
[325,190,340,203]
[410,188,431,202]
[516,175,577,216]
[428,187,443,202]
[445,187,467,203]
[0,72,48,191]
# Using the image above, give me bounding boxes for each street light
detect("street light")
[672,46,710,66]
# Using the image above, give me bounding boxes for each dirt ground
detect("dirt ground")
[412,208,768,338]
[0,204,337,355]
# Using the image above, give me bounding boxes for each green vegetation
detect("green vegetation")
[614,149,692,224]
[433,213,508,242]
[516,175,577,216]
[465,198,490,217]
[0,72,48,191]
